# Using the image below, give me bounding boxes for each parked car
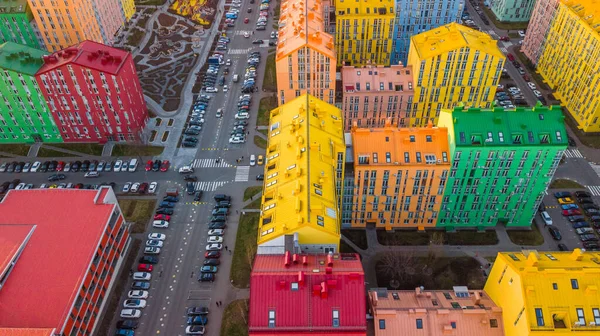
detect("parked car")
[120,309,142,319]
[187,306,209,316]
[554,191,572,198]
[206,243,223,251]
[548,226,562,240]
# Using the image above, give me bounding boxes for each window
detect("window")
[386,152,391,163]
[379,319,386,329]
[577,308,585,325]
[416,319,423,329]
[426,135,432,142]
[373,153,378,163]
[535,308,544,326]
[404,152,410,163]
[451,322,456,329]
[333,310,340,327]
[291,282,299,290]
[443,292,452,299]
[269,310,276,328]
[553,283,558,290]
[572,279,579,289]
[490,319,498,328]
[410,135,415,142]
[392,292,400,300]
[593,308,600,324]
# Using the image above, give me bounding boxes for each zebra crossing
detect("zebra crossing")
[229,48,252,55]
[234,30,253,36]
[192,181,229,191]
[563,149,584,158]
[191,158,232,168]
[586,185,600,196]
[499,47,508,53]
[235,166,250,182]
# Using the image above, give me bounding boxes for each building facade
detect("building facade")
[275,0,335,106]
[437,105,567,229]
[521,0,559,64]
[36,41,147,143]
[369,287,505,336]
[489,0,537,22]
[0,187,130,336]
[0,0,41,48]
[257,94,345,254]
[341,65,415,130]
[249,253,366,335]
[535,0,600,132]
[334,0,395,66]
[349,121,451,230]
[390,0,463,66]
[0,42,62,143]
[485,249,600,336]
[407,23,505,127]
[119,0,136,21]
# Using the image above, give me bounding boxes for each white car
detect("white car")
[146,239,164,248]
[15,183,26,190]
[131,182,140,193]
[206,243,223,251]
[133,272,152,281]
[207,236,224,243]
[226,59,231,65]
[30,161,41,172]
[153,220,169,228]
[229,136,246,144]
[533,90,542,97]
[205,87,218,93]
[208,229,224,236]
[144,247,161,254]
[244,31,250,38]
[114,160,122,172]
[518,30,526,37]
[149,182,158,194]
[128,290,149,299]
[235,112,249,119]
[120,309,142,319]
[216,109,223,118]
[250,154,256,166]
[122,182,132,193]
[527,82,537,90]
[223,85,229,92]
[186,325,206,335]
[200,94,211,100]
[148,233,166,241]
[123,299,147,308]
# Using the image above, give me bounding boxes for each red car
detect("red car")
[562,209,582,216]
[204,251,221,259]
[138,264,153,272]
[145,160,153,171]
[499,36,510,41]
[154,214,171,221]
[160,160,170,172]
[56,161,65,171]
[244,17,249,23]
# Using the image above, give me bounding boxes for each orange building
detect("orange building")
[369,287,505,336]
[275,0,336,106]
[349,120,450,230]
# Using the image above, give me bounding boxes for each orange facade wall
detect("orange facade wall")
[350,121,451,230]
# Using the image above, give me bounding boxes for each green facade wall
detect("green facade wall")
[489,0,536,22]
[0,0,41,49]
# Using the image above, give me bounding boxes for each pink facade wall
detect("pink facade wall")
[522,0,559,65]
[92,0,126,44]
[341,65,415,131]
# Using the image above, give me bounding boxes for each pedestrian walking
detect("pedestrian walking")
[236,210,239,214]
[225,245,228,251]
[247,131,250,135]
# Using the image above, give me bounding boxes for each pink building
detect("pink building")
[341,65,414,131]
[521,0,559,65]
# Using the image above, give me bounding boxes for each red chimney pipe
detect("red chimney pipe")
[293,253,298,264]
[326,267,332,274]
[327,254,333,267]
[302,255,308,265]
[284,251,290,267]
[321,282,328,299]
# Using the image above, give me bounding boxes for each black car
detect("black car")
[187,182,196,195]
[214,194,231,202]
[0,182,9,193]
[208,222,226,229]
[577,197,594,204]
[198,273,214,282]
[185,129,200,136]
[557,243,569,251]
[584,241,600,249]
[163,196,179,202]
[548,226,562,240]
[48,173,66,181]
[187,306,209,316]
[184,175,198,182]
[14,162,24,173]
[256,174,264,180]
[8,179,20,190]
[182,141,197,148]
[116,320,139,330]
[210,216,226,222]
[184,137,198,143]
[71,161,81,172]
[139,256,159,264]
[590,216,600,223]
[152,159,161,171]
[575,190,592,198]
[568,136,577,147]
[214,201,231,208]
[194,191,203,202]
[47,160,57,172]
[156,208,174,215]
[39,161,49,172]
[203,259,220,266]
[81,160,90,172]
[583,204,600,210]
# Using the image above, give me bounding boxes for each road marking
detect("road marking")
[502,41,513,48]
[193,181,229,191]
[499,47,508,53]
[229,47,252,55]
[201,147,229,151]
[586,186,600,196]
[563,149,583,158]
[234,30,253,35]
[235,166,250,181]
[191,158,233,168]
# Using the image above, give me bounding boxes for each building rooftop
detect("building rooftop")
[351,119,450,166]
[0,0,28,13]
[276,0,335,60]
[341,65,414,93]
[249,253,366,333]
[562,0,600,34]
[369,287,504,336]
[410,22,504,60]
[258,94,345,247]
[36,40,130,75]
[438,105,569,147]
[0,188,118,331]
[0,329,56,336]
[0,42,47,76]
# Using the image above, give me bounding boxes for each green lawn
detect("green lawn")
[127,28,145,46]
[377,230,498,246]
[257,96,277,126]
[550,178,584,189]
[37,147,77,157]
[482,6,529,30]
[48,143,104,156]
[340,239,359,254]
[0,144,31,156]
[341,229,368,250]
[112,144,164,157]
[263,53,277,92]
[220,300,249,336]
[231,213,259,288]
[244,198,262,209]
[254,135,266,149]
[507,224,545,246]
[118,199,157,233]
[561,110,600,149]
[243,186,262,201]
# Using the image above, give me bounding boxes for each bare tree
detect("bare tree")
[427,231,445,261]
[377,251,418,285]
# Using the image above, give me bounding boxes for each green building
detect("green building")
[0,42,62,143]
[489,0,536,22]
[0,0,41,48]
[436,105,567,230]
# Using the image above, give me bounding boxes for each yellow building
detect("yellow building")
[275,0,336,106]
[407,23,505,127]
[334,0,395,66]
[349,120,451,230]
[536,0,600,132]
[120,0,136,20]
[257,94,345,254]
[485,250,600,335]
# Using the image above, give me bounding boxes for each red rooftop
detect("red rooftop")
[249,253,367,335]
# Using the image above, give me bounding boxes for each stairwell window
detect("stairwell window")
[593,308,600,324]
[379,319,386,329]
[333,310,340,327]
[577,308,585,325]
[535,308,544,326]
[572,279,579,289]
[268,310,276,328]
[416,319,423,329]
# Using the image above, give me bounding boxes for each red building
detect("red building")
[36,40,147,143]
[249,253,367,336]
[0,187,130,336]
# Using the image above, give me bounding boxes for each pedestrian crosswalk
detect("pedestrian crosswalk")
[229,48,252,55]
[191,158,232,168]
[234,30,252,36]
[586,185,600,196]
[192,181,229,191]
[499,47,508,53]
[563,149,584,158]
[235,166,250,182]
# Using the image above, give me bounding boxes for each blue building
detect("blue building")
[391,0,464,65]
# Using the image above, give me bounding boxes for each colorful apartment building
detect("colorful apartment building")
[0,42,62,143]
[257,94,345,254]
[334,0,395,66]
[349,120,451,230]
[27,0,133,51]
[489,0,537,22]
[485,249,600,335]
[341,65,414,130]
[275,0,335,106]
[369,287,505,335]
[249,253,366,335]
[535,0,600,132]
[0,0,42,48]
[390,0,463,65]
[437,105,567,229]
[521,0,559,65]
[0,187,130,336]
[35,41,147,143]
[407,23,505,127]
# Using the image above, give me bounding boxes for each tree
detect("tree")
[377,251,418,286]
